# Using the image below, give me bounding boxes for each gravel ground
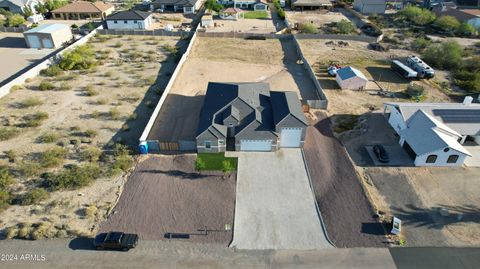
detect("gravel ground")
[303,112,387,247]
[99,155,236,245]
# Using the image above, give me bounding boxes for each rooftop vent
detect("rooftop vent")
[463,96,473,105]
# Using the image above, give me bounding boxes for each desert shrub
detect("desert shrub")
[113,155,133,172]
[30,222,56,240]
[5,226,17,239]
[0,190,11,212]
[79,146,101,162]
[37,132,60,143]
[4,150,16,163]
[222,159,235,173]
[7,14,25,27]
[38,147,67,168]
[108,108,120,120]
[456,22,476,37]
[0,168,14,190]
[85,204,97,218]
[38,80,55,91]
[22,112,49,127]
[399,6,436,25]
[121,123,130,132]
[112,143,130,156]
[18,97,43,108]
[58,82,71,91]
[422,40,462,70]
[128,112,137,121]
[40,65,63,77]
[299,23,318,34]
[146,75,156,85]
[17,161,41,178]
[19,188,49,205]
[333,115,359,133]
[336,19,356,34]
[43,163,101,190]
[405,84,425,99]
[17,223,31,239]
[0,127,19,141]
[434,15,460,32]
[84,129,98,138]
[58,45,96,70]
[113,41,122,48]
[94,98,107,105]
[453,56,480,93]
[85,84,98,96]
[411,37,431,52]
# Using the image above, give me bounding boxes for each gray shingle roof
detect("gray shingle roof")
[152,0,198,6]
[197,82,304,140]
[106,10,151,20]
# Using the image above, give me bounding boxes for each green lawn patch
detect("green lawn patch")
[244,11,269,19]
[196,153,238,172]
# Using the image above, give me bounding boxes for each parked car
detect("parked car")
[373,144,389,163]
[93,231,138,251]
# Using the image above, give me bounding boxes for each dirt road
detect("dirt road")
[99,155,236,245]
[303,112,387,247]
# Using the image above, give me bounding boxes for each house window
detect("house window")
[133,20,137,23]
[205,141,211,149]
[447,155,459,163]
[114,20,118,23]
[443,148,450,152]
[124,20,128,24]
[229,123,234,127]
[219,140,225,145]
[426,155,437,163]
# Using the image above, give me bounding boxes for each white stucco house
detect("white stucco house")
[23,23,72,49]
[383,97,480,167]
[353,0,386,14]
[230,0,268,10]
[335,66,368,90]
[151,0,201,14]
[0,0,43,14]
[105,10,153,30]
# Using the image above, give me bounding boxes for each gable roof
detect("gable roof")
[292,0,333,6]
[106,10,151,20]
[152,0,198,6]
[336,66,368,81]
[52,1,113,13]
[24,23,69,34]
[222,7,243,13]
[270,91,308,126]
[384,101,480,135]
[400,110,471,156]
[2,0,30,8]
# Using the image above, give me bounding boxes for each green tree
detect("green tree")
[434,15,460,32]
[44,0,68,11]
[299,22,318,34]
[336,19,356,34]
[456,22,476,37]
[7,14,26,27]
[59,45,96,70]
[35,3,48,14]
[22,6,33,18]
[399,6,436,25]
[205,0,223,12]
[422,40,462,70]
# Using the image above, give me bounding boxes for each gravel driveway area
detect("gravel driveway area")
[230,149,332,250]
[99,155,236,245]
[303,112,387,247]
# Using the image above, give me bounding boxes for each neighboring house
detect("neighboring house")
[455,0,480,8]
[150,0,201,14]
[353,0,386,14]
[23,24,72,48]
[220,7,243,19]
[335,66,368,90]
[291,0,332,11]
[196,82,308,153]
[0,0,42,14]
[383,96,480,166]
[433,7,480,29]
[233,0,269,10]
[51,1,115,20]
[105,10,153,29]
[201,14,213,27]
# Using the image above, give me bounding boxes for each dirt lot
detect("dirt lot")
[99,155,236,245]
[0,35,183,238]
[286,10,350,33]
[151,13,194,31]
[0,33,56,84]
[207,16,276,33]
[303,112,387,247]
[148,36,318,142]
[297,39,453,116]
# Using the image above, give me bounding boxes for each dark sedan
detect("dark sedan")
[93,231,138,251]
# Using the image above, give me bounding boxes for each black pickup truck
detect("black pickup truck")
[93,232,138,251]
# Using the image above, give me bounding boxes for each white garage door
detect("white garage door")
[27,35,41,48]
[280,127,302,148]
[240,140,272,151]
[41,38,53,48]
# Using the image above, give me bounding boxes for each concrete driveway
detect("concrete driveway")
[230,149,332,250]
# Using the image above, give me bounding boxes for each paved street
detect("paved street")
[0,239,478,269]
[230,149,332,250]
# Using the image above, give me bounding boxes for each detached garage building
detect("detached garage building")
[196,82,307,153]
[335,66,368,90]
[23,24,73,49]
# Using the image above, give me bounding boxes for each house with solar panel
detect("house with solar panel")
[383,96,480,166]
[196,82,307,153]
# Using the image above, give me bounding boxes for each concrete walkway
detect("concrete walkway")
[230,149,332,250]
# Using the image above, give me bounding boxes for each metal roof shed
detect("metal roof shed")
[335,66,368,91]
[23,24,73,49]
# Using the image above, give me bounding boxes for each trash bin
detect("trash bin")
[139,141,148,154]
